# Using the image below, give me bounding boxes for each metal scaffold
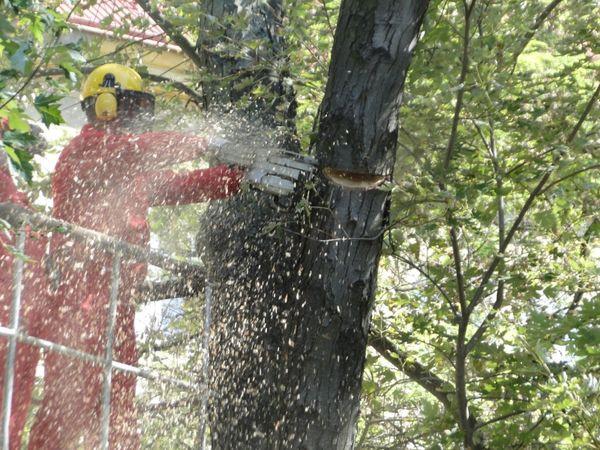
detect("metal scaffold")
[0,202,211,450]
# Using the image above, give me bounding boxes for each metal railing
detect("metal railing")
[0,202,209,450]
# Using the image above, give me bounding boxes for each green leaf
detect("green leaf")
[3,145,19,164]
[100,16,113,27]
[9,43,32,74]
[7,110,30,132]
[29,16,44,43]
[59,62,81,82]
[36,105,63,126]
[33,93,63,107]
[67,49,86,64]
[3,145,33,183]
[534,210,558,231]
[0,15,15,33]
[34,94,64,126]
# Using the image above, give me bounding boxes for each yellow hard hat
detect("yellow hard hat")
[81,64,154,122]
[81,63,143,100]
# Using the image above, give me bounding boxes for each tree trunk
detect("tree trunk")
[199,1,429,448]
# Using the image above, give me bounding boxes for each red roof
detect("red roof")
[59,0,181,51]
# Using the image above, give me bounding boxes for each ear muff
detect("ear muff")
[94,90,118,121]
[82,71,156,123]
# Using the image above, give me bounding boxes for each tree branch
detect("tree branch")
[551,218,597,320]
[0,0,83,110]
[467,170,551,313]
[475,409,529,430]
[148,332,201,353]
[451,227,468,312]
[442,0,476,172]
[565,291,585,315]
[85,31,166,65]
[141,396,200,413]
[440,12,474,423]
[441,4,480,447]
[465,120,505,354]
[135,0,205,70]
[393,254,458,318]
[368,332,454,411]
[566,82,600,143]
[135,278,204,304]
[514,413,547,450]
[354,411,374,449]
[540,163,600,195]
[510,0,564,70]
[319,0,336,38]
[37,67,204,105]
[504,147,555,177]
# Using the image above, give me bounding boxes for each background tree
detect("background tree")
[360,0,599,448]
[0,0,84,182]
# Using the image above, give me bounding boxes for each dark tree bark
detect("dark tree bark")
[199,1,429,448]
[195,0,296,131]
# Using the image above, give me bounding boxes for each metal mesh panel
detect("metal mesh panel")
[0,203,210,449]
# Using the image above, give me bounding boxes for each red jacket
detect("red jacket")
[53,124,242,247]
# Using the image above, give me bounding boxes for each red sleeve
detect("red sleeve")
[148,165,243,206]
[127,131,209,168]
[65,128,209,181]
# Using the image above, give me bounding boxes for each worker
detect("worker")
[28,64,244,449]
[0,121,49,450]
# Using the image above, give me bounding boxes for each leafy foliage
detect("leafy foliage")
[366,0,599,447]
[0,0,85,180]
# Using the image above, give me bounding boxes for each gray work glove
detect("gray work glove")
[208,137,317,196]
